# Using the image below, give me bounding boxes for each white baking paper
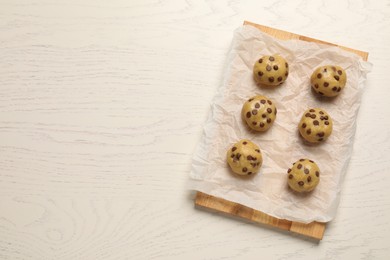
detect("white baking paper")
[189,25,372,223]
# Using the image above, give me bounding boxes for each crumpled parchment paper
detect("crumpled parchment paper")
[189,25,372,223]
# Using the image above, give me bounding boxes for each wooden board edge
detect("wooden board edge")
[195,192,325,240]
[243,21,368,61]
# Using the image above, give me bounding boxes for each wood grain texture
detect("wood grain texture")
[244,21,369,61]
[195,192,325,240]
[0,0,389,259]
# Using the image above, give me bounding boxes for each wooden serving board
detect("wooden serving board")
[195,21,368,241]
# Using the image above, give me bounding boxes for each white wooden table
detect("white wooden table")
[1,0,389,259]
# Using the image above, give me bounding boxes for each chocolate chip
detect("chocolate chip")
[337,87,341,92]
[298,181,304,186]
[256,162,260,166]
[278,76,282,82]
[255,103,260,108]
[273,65,278,70]
[305,113,311,117]
[323,68,327,72]
[285,72,288,77]
[299,159,305,162]
[319,111,324,115]
[332,66,336,71]
[230,154,235,158]
[317,132,325,137]
[243,141,247,145]
[246,112,251,118]
[260,123,265,127]
[325,121,329,125]
[324,82,329,87]
[267,100,272,105]
[258,71,263,76]
[320,116,325,120]
[337,70,342,75]
[252,109,258,115]
[318,138,324,141]
[306,129,311,135]
[267,108,272,113]
[311,114,316,119]
[288,174,293,179]
[307,176,312,182]
[252,122,257,125]
[261,99,266,104]
[247,155,252,160]
[269,56,275,61]
[248,172,252,175]
[248,98,254,102]
[332,86,338,91]
[309,109,315,112]
[317,73,322,79]
[274,108,277,115]
[285,62,288,68]
[266,65,272,71]
[302,123,307,128]
[309,160,314,163]
[287,168,292,173]
[316,171,319,177]
[259,58,263,63]
[262,114,266,118]
[251,163,257,168]
[334,75,340,81]
[232,147,237,152]
[252,157,257,161]
[324,116,328,120]
[304,168,309,174]
[313,120,319,126]
[242,167,247,172]
[314,84,319,89]
[297,164,302,169]
[255,149,260,153]
[269,77,274,82]
[319,92,324,95]
[236,153,241,160]
[267,118,271,123]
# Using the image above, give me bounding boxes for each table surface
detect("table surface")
[0,0,389,259]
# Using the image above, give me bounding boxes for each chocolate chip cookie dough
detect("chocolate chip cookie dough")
[241,95,277,132]
[253,54,289,86]
[226,139,263,176]
[287,158,320,193]
[311,65,347,97]
[299,108,333,143]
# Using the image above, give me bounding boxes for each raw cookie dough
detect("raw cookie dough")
[253,54,289,86]
[226,139,263,176]
[241,95,277,132]
[299,108,333,143]
[287,158,320,193]
[311,65,347,97]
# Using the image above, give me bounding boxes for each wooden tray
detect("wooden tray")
[195,21,369,241]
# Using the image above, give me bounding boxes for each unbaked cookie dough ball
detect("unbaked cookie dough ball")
[299,108,333,143]
[226,139,263,176]
[287,159,320,192]
[241,95,277,132]
[311,65,347,97]
[253,54,289,86]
